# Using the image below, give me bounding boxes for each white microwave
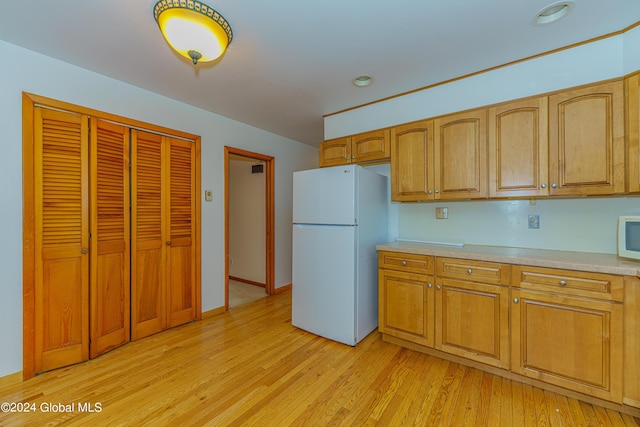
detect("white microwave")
[618,216,640,260]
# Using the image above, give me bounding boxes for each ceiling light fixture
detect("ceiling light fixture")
[153,0,233,65]
[353,75,373,87]
[532,1,575,26]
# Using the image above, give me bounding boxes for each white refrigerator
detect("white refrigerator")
[292,164,388,345]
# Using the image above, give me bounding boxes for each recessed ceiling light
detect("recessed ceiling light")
[532,1,575,26]
[352,75,373,87]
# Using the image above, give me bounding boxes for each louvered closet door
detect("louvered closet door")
[167,137,197,327]
[34,108,89,373]
[131,130,166,339]
[90,119,130,357]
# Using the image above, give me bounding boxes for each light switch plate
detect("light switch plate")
[528,214,540,229]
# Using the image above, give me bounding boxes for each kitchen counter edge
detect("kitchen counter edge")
[376,241,640,277]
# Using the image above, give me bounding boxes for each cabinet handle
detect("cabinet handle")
[428,283,433,288]
[551,183,558,188]
[541,183,547,189]
[436,285,441,290]
[513,297,519,303]
[166,241,171,246]
[401,260,407,266]
[467,268,472,274]
[81,247,88,254]
[559,280,567,286]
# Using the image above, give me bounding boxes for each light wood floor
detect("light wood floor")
[1,291,638,426]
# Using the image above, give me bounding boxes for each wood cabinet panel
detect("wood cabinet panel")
[319,137,350,167]
[378,251,434,275]
[627,74,640,193]
[511,288,623,403]
[549,81,625,195]
[379,269,434,347]
[34,108,89,373]
[390,120,434,201]
[624,276,640,408]
[434,109,488,199]
[320,129,390,167]
[436,257,509,285]
[90,119,130,358]
[512,265,623,302]
[351,129,390,163]
[489,97,549,198]
[435,278,510,369]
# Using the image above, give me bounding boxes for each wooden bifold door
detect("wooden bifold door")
[23,95,200,379]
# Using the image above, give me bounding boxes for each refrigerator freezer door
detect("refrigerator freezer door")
[292,224,356,345]
[293,165,357,225]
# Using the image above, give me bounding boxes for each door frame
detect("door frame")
[224,146,275,309]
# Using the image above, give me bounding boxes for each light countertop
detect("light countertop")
[376,240,640,276]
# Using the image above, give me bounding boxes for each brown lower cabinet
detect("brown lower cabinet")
[378,250,636,414]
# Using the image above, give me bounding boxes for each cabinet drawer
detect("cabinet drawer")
[436,257,510,285]
[378,251,434,274]
[512,266,623,302]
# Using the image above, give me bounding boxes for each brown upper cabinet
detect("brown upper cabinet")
[433,109,488,200]
[319,129,390,167]
[390,119,434,201]
[489,97,549,198]
[548,80,625,196]
[626,73,640,193]
[391,109,488,201]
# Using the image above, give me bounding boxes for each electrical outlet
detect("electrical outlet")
[205,190,213,201]
[436,207,448,219]
[528,215,540,229]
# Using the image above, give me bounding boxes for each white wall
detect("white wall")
[0,40,317,377]
[325,30,640,255]
[229,159,266,283]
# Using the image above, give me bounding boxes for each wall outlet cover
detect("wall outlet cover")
[528,215,540,229]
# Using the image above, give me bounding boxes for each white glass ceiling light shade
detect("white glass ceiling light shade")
[532,1,575,26]
[154,0,233,64]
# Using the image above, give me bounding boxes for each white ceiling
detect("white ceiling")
[1,1,639,146]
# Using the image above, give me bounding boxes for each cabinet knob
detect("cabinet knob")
[467,268,472,274]
[559,280,567,286]
[428,190,433,194]
[541,183,547,189]
[401,260,407,266]
[351,155,355,159]
[81,247,88,254]
[513,297,519,303]
[166,241,171,246]
[436,285,441,290]
[551,183,558,188]
[428,283,433,288]
[435,189,440,194]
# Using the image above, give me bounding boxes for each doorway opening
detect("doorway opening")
[224,147,275,309]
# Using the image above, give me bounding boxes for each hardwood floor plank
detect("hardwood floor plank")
[0,291,637,427]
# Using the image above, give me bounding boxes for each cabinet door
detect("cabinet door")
[33,108,90,373]
[89,119,130,358]
[166,138,198,328]
[131,130,167,340]
[549,81,625,196]
[626,74,640,193]
[351,129,390,163]
[511,288,623,403]
[489,97,549,198]
[390,119,434,201]
[319,137,351,167]
[379,269,434,347]
[435,278,509,369]
[434,109,488,199]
